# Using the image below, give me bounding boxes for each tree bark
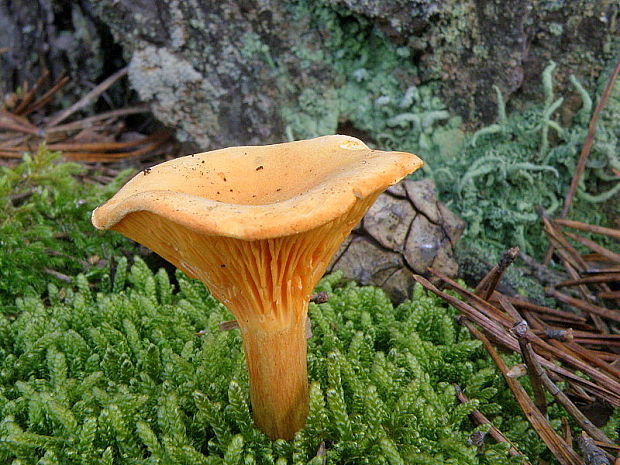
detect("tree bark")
[1,0,616,144]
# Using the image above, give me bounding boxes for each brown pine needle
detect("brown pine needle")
[25,75,71,116]
[45,105,150,134]
[14,69,50,115]
[46,67,128,127]
[546,58,620,266]
[563,230,620,265]
[561,58,620,218]
[556,273,620,287]
[547,288,620,323]
[462,318,583,465]
[500,295,586,322]
[454,385,530,463]
[499,296,548,416]
[413,274,620,406]
[555,219,620,240]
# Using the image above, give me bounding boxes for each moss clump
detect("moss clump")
[0,146,138,312]
[0,258,558,464]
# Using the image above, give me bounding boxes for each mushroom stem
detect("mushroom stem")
[112,194,381,440]
[241,314,309,440]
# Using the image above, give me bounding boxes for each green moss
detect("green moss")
[1,260,556,464]
[0,146,138,312]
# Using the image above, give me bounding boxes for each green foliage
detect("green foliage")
[602,407,620,444]
[0,146,138,311]
[1,262,544,464]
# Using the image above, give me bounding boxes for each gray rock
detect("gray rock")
[1,0,614,139]
[329,178,465,302]
[84,0,325,148]
[363,193,416,251]
[327,0,616,124]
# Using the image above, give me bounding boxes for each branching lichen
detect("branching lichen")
[269,8,617,258]
[436,62,619,256]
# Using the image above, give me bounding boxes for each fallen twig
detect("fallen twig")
[310,291,330,304]
[474,247,519,300]
[43,268,72,283]
[46,67,128,127]
[500,296,548,416]
[454,385,530,463]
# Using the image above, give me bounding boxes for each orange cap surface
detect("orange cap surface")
[92,135,423,240]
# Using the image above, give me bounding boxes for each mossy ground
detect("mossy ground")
[0,255,565,464]
[0,148,138,312]
[2,150,618,464]
[0,150,542,463]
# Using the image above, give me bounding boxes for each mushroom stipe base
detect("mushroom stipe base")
[242,321,309,440]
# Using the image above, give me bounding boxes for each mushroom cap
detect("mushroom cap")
[92,135,423,240]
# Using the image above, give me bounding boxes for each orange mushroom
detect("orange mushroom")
[92,135,422,440]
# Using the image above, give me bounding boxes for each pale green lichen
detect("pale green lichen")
[128,46,223,145]
[435,62,619,256]
[272,3,616,257]
[276,0,456,160]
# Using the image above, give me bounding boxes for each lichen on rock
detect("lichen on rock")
[129,46,223,146]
